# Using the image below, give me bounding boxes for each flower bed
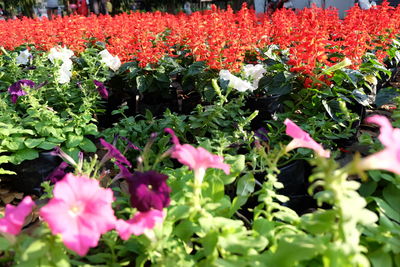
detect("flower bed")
[1,3,400,266]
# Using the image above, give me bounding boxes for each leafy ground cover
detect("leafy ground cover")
[1,3,400,267]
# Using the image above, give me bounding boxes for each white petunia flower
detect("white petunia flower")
[48,46,74,84]
[58,59,73,84]
[16,49,32,65]
[48,46,74,64]
[219,70,255,92]
[99,49,121,72]
[242,64,266,89]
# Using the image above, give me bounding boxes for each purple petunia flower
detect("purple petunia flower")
[46,162,69,183]
[114,161,133,180]
[126,171,171,212]
[119,136,141,151]
[94,80,108,99]
[100,138,132,167]
[8,79,35,103]
[254,127,269,142]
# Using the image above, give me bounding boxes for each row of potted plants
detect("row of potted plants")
[0,3,400,266]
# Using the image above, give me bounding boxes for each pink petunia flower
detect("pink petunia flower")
[40,173,116,256]
[115,210,165,240]
[0,196,35,235]
[284,119,330,158]
[359,115,400,174]
[164,128,230,180]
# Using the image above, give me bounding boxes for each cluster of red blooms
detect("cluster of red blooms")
[1,3,400,73]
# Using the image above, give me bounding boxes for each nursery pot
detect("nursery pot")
[277,160,317,215]
[2,152,61,195]
[245,95,283,130]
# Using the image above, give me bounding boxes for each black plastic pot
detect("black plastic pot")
[1,152,61,195]
[245,95,283,130]
[277,160,317,215]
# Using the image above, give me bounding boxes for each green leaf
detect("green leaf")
[300,210,336,234]
[21,239,47,261]
[0,236,10,250]
[85,253,110,264]
[3,137,26,151]
[222,155,245,184]
[369,249,392,267]
[24,138,45,148]
[136,75,154,93]
[79,138,97,152]
[83,123,98,135]
[199,231,218,257]
[382,184,400,214]
[228,196,248,217]
[185,61,206,77]
[265,235,324,267]
[0,168,16,175]
[375,87,400,107]
[174,220,198,241]
[236,173,255,196]
[373,197,400,222]
[11,149,39,164]
[66,134,84,148]
[37,141,57,150]
[204,177,225,201]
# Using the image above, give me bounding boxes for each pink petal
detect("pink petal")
[116,210,165,240]
[171,144,230,174]
[165,128,181,145]
[284,119,330,158]
[359,149,400,175]
[171,144,199,170]
[365,115,394,147]
[40,174,116,256]
[0,196,35,235]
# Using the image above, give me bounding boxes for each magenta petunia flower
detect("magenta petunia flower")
[93,80,108,99]
[7,79,35,103]
[115,210,165,240]
[359,115,400,174]
[39,174,116,256]
[0,196,35,235]
[164,128,231,177]
[119,136,141,151]
[46,162,69,183]
[100,138,132,167]
[126,171,171,212]
[284,119,330,158]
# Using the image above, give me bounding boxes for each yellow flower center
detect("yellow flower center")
[69,205,82,217]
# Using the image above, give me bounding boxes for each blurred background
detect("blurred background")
[0,0,398,20]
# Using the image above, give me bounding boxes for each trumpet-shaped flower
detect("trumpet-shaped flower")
[243,64,266,89]
[40,174,116,256]
[165,128,230,180]
[219,69,255,92]
[58,60,73,84]
[93,80,108,99]
[284,119,330,158]
[46,162,69,183]
[99,49,121,72]
[100,138,132,167]
[0,196,35,235]
[16,49,32,65]
[126,171,171,212]
[8,79,35,103]
[116,210,165,240]
[48,46,74,84]
[48,46,74,63]
[359,115,400,174]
